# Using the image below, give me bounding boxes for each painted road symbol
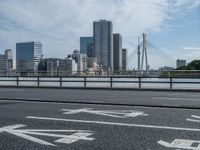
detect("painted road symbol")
[61,108,148,118]
[158,139,200,150]
[187,115,200,123]
[0,124,94,146]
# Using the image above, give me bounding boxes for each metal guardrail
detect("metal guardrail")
[0,76,200,90]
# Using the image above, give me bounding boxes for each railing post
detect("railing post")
[170,77,173,90]
[139,77,141,89]
[110,77,113,88]
[37,76,40,87]
[60,77,62,87]
[16,76,19,86]
[84,76,87,88]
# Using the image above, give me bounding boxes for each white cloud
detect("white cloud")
[182,47,200,50]
[0,0,199,68]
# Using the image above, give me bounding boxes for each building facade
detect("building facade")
[0,54,8,74]
[93,20,113,70]
[80,37,94,57]
[113,34,122,72]
[5,49,13,71]
[176,59,186,68]
[0,49,13,75]
[122,49,127,70]
[70,50,87,73]
[38,58,77,76]
[16,42,42,73]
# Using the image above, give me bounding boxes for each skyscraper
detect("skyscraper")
[5,49,13,71]
[113,33,122,71]
[0,53,8,74]
[16,42,42,73]
[122,49,127,71]
[80,37,94,57]
[93,20,113,70]
[0,49,13,75]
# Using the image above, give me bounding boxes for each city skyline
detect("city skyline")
[0,0,200,69]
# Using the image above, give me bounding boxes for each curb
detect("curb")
[0,97,200,110]
[0,86,200,93]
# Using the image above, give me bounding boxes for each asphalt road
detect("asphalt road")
[1,88,200,108]
[1,99,200,149]
[1,88,200,149]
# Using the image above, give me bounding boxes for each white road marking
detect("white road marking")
[61,108,148,118]
[168,93,200,97]
[26,116,200,132]
[0,124,94,146]
[187,119,200,123]
[158,139,200,150]
[0,100,21,103]
[191,115,200,119]
[152,97,200,101]
[187,115,200,123]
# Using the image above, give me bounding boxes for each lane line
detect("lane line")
[186,118,200,123]
[0,100,21,103]
[152,97,200,101]
[168,93,200,97]
[26,116,200,132]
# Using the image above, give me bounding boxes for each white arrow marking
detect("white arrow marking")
[0,124,94,146]
[187,115,200,123]
[55,132,94,144]
[158,139,200,150]
[61,108,148,118]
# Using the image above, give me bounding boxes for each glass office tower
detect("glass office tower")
[113,33,122,71]
[93,20,113,70]
[16,42,42,73]
[80,37,94,57]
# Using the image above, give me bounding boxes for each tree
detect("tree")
[177,60,200,70]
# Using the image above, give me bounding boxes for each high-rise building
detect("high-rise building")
[0,54,8,74]
[80,37,94,57]
[93,20,113,70]
[176,59,186,68]
[16,42,42,73]
[5,49,13,71]
[0,49,13,75]
[122,49,127,70]
[113,34,122,71]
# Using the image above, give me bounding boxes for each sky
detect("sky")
[0,0,200,69]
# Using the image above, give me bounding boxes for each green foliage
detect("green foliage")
[177,60,200,70]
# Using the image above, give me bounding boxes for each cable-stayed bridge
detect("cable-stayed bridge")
[127,33,176,74]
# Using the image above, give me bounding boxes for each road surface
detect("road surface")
[1,88,200,149]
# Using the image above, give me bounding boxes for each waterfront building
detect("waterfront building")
[70,50,87,73]
[65,58,78,75]
[122,48,127,70]
[93,20,113,70]
[80,37,94,57]
[16,42,42,73]
[5,49,13,71]
[0,49,13,75]
[38,58,78,76]
[113,34,122,72]
[176,59,186,68]
[0,53,8,74]
[159,66,174,71]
